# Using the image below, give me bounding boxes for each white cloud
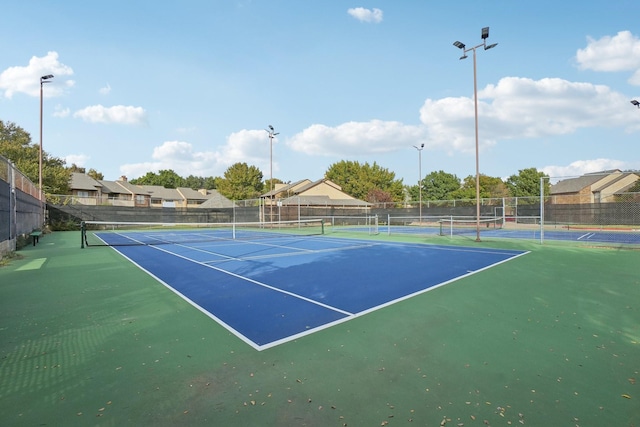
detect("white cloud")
[53,104,70,118]
[73,105,148,125]
[288,120,424,156]
[542,159,629,179]
[347,7,383,23]
[120,129,281,179]
[575,31,640,72]
[65,154,89,167]
[420,76,638,152]
[288,76,637,160]
[121,140,214,179]
[99,83,111,95]
[575,31,640,85]
[0,51,74,98]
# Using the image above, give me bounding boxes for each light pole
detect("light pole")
[453,27,498,242]
[39,74,54,222]
[631,100,640,108]
[413,143,424,222]
[265,125,279,222]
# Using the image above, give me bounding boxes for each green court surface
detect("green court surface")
[0,231,638,426]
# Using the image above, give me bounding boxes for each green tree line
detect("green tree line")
[1,119,550,203]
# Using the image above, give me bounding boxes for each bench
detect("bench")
[30,231,43,246]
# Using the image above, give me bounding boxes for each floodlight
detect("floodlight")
[452,26,498,242]
[631,100,640,107]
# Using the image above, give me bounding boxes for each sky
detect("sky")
[1,1,640,188]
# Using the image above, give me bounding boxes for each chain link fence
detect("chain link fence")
[0,155,44,256]
[45,172,640,249]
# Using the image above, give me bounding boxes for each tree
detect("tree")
[68,164,86,174]
[366,188,394,204]
[264,177,284,193]
[325,160,404,201]
[184,175,218,190]
[410,170,461,201]
[0,120,70,195]
[505,168,549,198]
[130,169,185,188]
[450,174,507,201]
[87,168,104,180]
[216,162,264,200]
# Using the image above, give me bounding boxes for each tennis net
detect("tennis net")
[81,218,325,247]
[439,217,503,237]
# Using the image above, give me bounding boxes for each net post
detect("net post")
[449,215,453,237]
[80,221,85,248]
[321,219,325,235]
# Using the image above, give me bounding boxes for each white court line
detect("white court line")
[577,232,595,240]
[148,243,354,317]
[102,232,528,351]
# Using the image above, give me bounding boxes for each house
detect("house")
[261,178,371,208]
[550,170,640,204]
[67,173,234,208]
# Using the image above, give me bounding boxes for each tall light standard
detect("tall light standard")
[265,125,279,222]
[413,143,424,222]
[453,27,498,242]
[39,74,54,222]
[631,100,640,108]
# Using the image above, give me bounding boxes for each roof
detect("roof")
[70,172,102,191]
[99,180,132,195]
[112,180,150,195]
[177,187,210,201]
[196,190,237,208]
[280,195,371,207]
[261,179,310,197]
[142,185,182,200]
[550,170,623,195]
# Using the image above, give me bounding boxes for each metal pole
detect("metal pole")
[39,80,44,203]
[419,148,422,222]
[38,75,53,227]
[453,27,497,243]
[265,126,279,224]
[472,47,481,242]
[413,144,424,223]
[269,132,273,223]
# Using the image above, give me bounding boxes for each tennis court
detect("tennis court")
[384,218,640,245]
[84,221,527,350]
[2,229,639,426]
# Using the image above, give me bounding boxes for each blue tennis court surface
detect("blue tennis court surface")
[384,225,640,244]
[99,231,528,350]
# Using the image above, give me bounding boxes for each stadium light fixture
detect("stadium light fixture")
[265,125,279,223]
[413,143,425,222]
[39,74,54,223]
[631,100,640,108]
[453,27,498,242]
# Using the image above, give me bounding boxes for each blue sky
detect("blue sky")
[1,1,640,187]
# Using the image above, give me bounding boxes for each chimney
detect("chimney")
[118,176,128,182]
